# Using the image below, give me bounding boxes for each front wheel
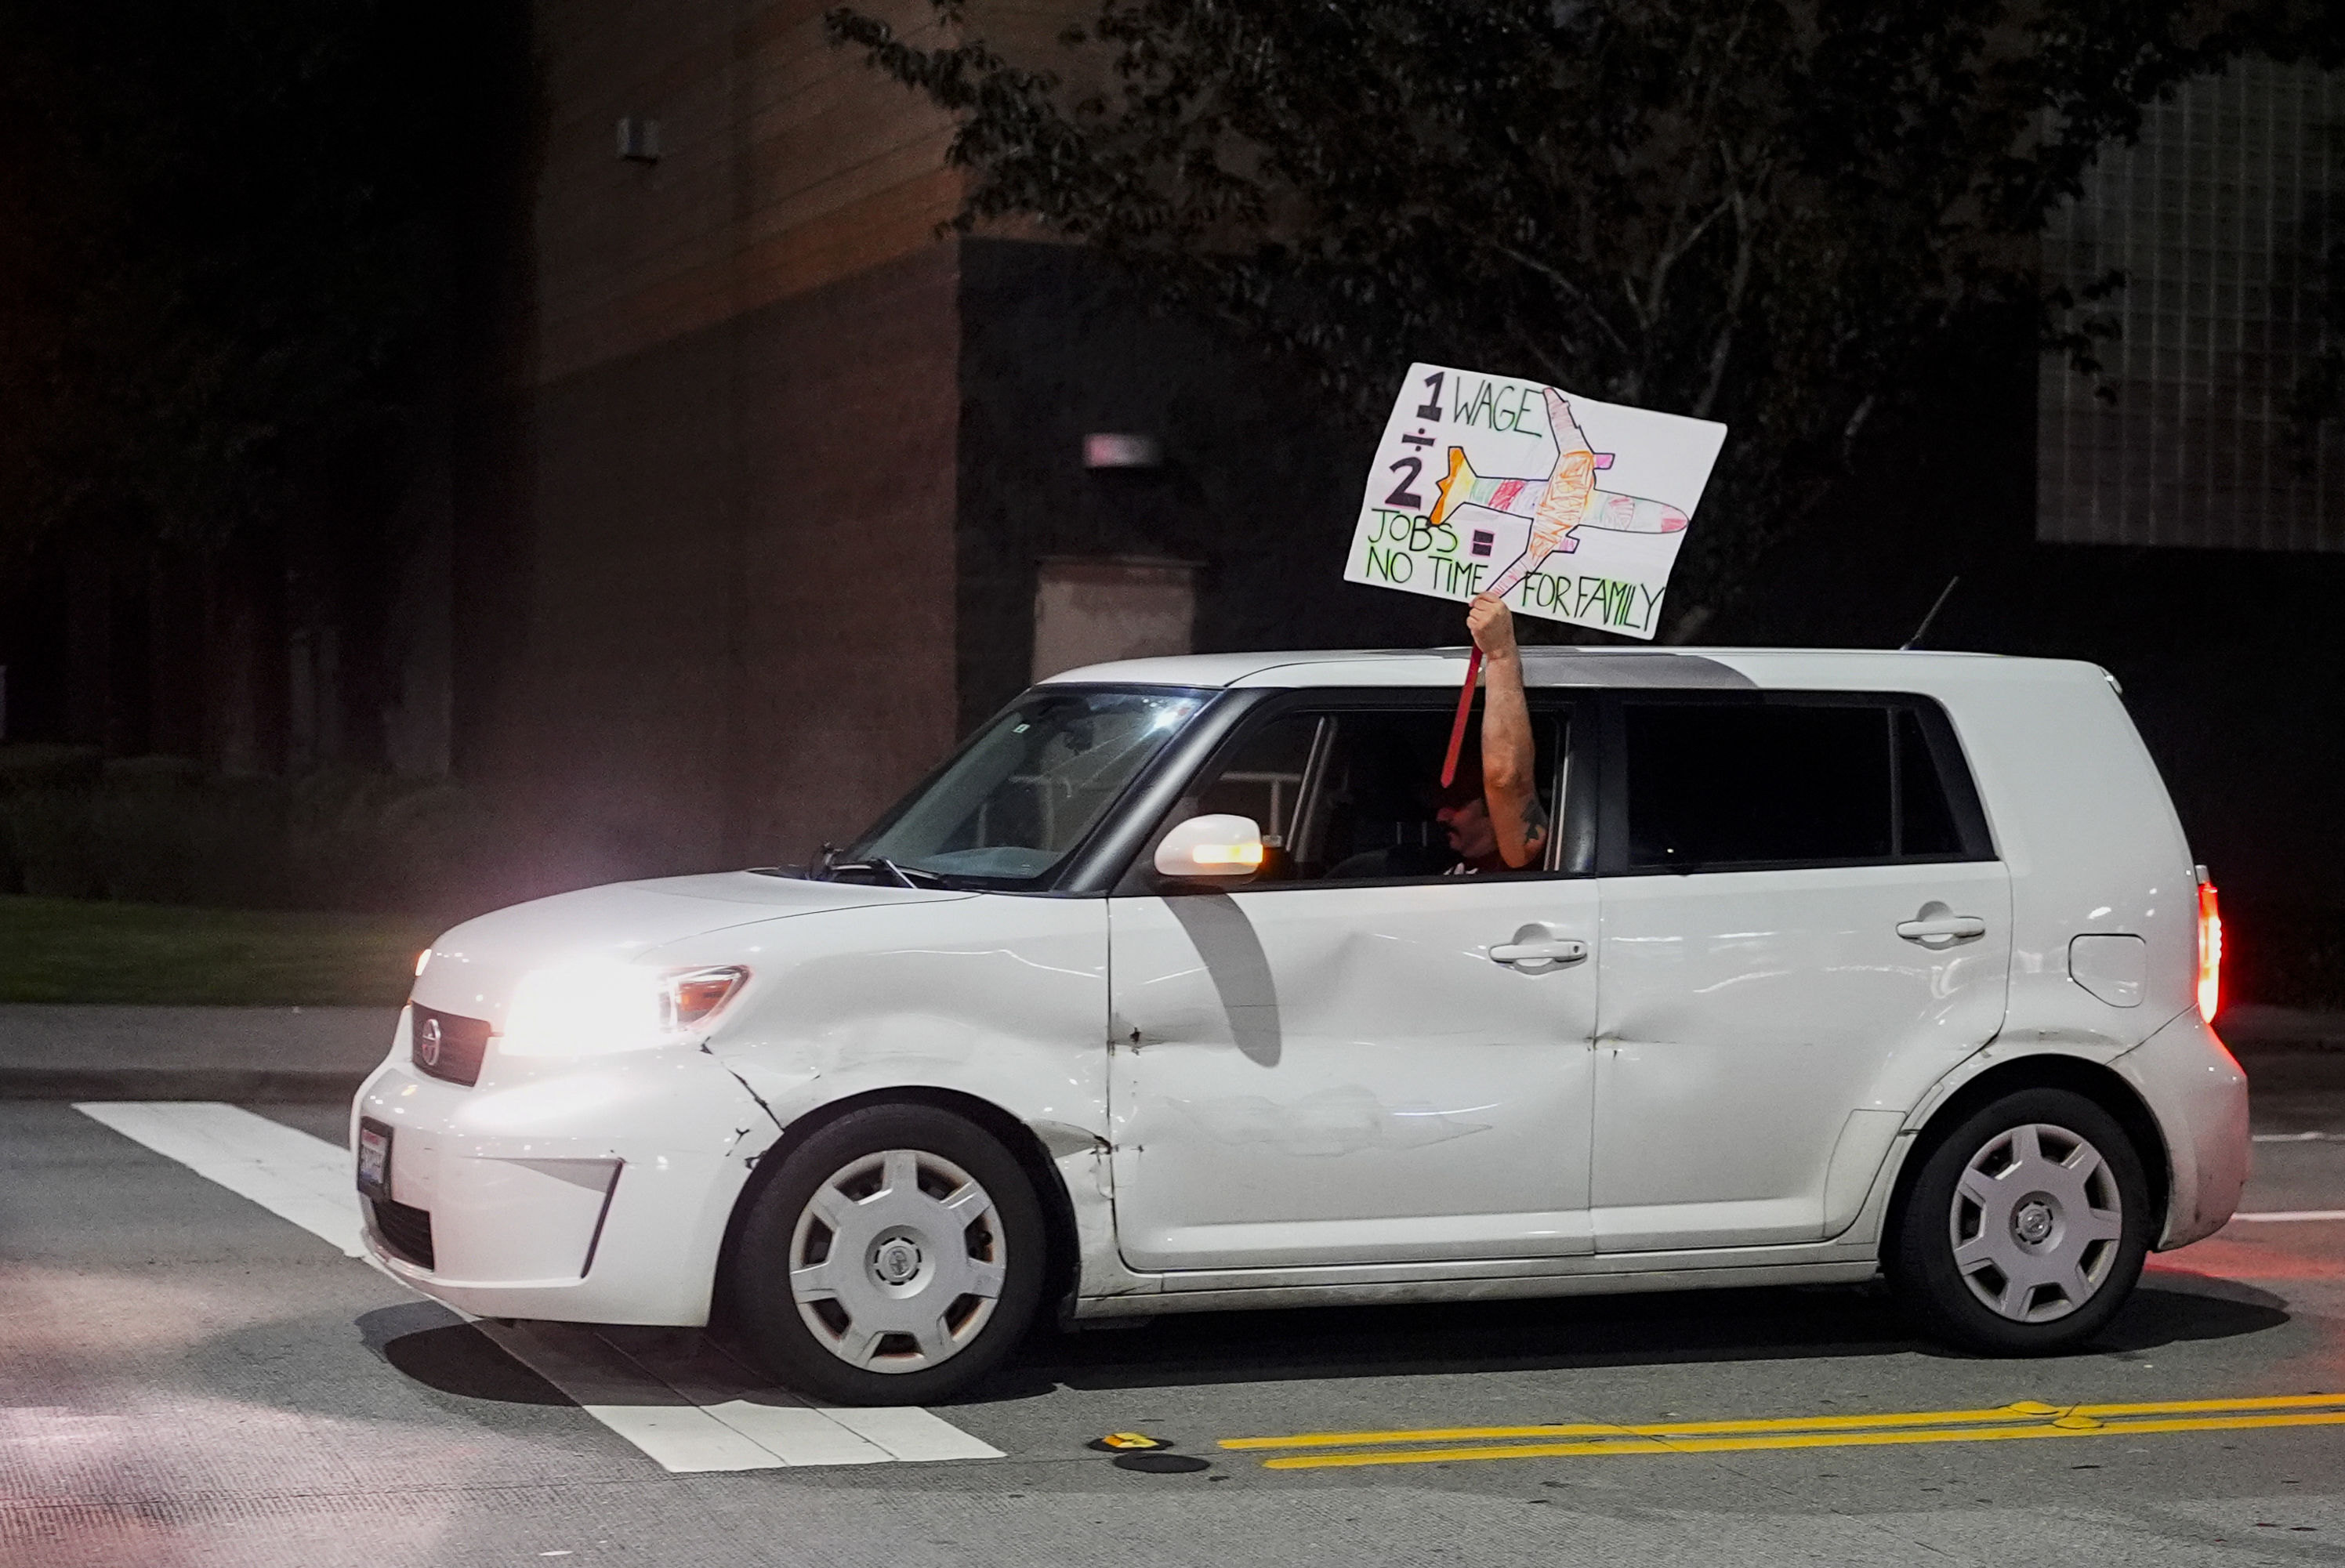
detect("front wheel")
[1887,1087,2152,1355]
[730,1103,1046,1404]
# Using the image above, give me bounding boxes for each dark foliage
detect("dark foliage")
[828,0,2315,634]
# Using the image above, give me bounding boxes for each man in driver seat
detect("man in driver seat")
[1325,592,1549,879]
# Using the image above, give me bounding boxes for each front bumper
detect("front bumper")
[2112,1006,2251,1249]
[353,1012,770,1324]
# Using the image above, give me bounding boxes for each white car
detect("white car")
[356,646,2249,1403]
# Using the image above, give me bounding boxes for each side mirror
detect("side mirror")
[1154,813,1266,880]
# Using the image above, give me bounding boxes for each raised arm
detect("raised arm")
[1466,594,1544,869]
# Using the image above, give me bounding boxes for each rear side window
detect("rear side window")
[1622,698,1981,871]
[1896,708,1963,856]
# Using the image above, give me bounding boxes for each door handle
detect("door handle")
[1490,937,1589,966]
[1897,914,1987,942]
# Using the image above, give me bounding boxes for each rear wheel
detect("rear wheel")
[731,1103,1046,1404]
[1888,1087,2151,1355]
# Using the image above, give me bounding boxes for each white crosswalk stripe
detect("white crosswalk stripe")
[74,1101,1006,1472]
[75,1100,369,1256]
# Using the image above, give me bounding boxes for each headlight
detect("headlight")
[498,961,750,1059]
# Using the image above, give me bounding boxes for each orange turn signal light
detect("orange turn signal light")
[666,965,750,1029]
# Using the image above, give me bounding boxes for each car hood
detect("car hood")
[408,872,972,1027]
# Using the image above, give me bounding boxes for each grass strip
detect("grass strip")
[0,895,440,1005]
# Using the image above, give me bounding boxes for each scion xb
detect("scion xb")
[355,646,2249,1403]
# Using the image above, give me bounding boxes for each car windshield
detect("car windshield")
[844,688,1207,885]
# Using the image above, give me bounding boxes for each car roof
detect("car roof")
[1038,646,2110,693]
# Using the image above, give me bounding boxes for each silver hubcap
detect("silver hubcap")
[1949,1122,2124,1323]
[788,1148,1006,1373]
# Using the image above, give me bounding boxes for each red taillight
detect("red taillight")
[2196,873,2222,1023]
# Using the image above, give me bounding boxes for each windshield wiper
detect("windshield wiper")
[811,842,957,889]
[821,855,952,890]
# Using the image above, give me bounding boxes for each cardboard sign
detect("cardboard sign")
[1346,363,1727,638]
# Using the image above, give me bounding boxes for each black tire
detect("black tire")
[730,1103,1046,1405]
[1887,1087,2152,1355]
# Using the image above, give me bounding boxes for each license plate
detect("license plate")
[357,1118,393,1200]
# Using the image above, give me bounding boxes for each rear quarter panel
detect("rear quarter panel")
[1713,652,2217,1248]
[1711,654,2198,1056]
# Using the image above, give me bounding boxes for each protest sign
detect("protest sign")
[1346,363,1727,639]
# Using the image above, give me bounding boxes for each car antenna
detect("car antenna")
[1900,575,1960,650]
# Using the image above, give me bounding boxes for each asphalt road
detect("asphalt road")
[6,1077,2345,1567]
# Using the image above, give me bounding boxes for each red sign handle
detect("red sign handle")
[1440,647,1484,788]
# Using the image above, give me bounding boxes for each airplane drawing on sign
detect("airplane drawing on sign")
[1430,386,1690,596]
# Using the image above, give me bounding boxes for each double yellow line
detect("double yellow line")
[1221,1393,2345,1470]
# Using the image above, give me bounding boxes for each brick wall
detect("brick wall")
[531,0,966,386]
[466,0,977,889]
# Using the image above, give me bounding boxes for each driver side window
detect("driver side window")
[1170,705,1570,885]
